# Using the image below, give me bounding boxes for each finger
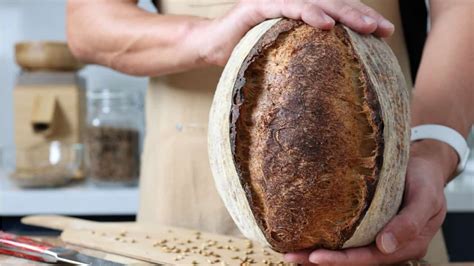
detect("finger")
[247,0,308,20]
[278,0,308,20]
[309,240,429,265]
[420,198,447,238]
[310,0,378,34]
[376,182,443,254]
[309,246,384,264]
[300,4,335,29]
[350,1,395,37]
[238,0,337,31]
[271,0,336,30]
[284,250,313,264]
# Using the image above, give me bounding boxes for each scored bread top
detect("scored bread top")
[230,20,384,252]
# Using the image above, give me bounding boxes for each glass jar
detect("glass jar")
[1,142,85,188]
[86,88,143,186]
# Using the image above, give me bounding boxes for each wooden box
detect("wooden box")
[13,72,86,169]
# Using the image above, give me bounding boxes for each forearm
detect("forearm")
[67,0,208,76]
[410,1,474,181]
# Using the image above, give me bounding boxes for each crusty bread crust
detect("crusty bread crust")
[230,20,383,252]
[208,18,409,254]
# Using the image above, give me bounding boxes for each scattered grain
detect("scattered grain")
[245,240,253,249]
[161,246,172,253]
[207,240,217,246]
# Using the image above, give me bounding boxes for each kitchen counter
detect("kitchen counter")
[0,236,472,265]
[2,165,472,215]
[0,170,139,216]
[1,215,473,266]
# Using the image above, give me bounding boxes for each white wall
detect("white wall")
[0,0,155,147]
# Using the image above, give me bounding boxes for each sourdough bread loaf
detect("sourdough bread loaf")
[209,19,410,252]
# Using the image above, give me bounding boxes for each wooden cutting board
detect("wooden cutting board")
[22,215,286,265]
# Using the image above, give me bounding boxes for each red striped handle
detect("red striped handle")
[0,231,55,263]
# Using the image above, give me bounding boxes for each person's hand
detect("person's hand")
[191,0,395,66]
[284,140,457,264]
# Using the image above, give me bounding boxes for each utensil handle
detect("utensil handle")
[0,231,56,263]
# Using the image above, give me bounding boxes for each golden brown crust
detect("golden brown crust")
[230,20,384,252]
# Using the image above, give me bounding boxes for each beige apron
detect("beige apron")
[138,0,447,262]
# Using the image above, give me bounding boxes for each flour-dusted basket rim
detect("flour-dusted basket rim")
[208,18,410,252]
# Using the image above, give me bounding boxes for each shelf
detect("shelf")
[0,170,139,216]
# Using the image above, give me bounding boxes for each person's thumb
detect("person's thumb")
[375,184,439,255]
[375,211,421,254]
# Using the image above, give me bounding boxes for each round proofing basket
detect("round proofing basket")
[15,41,84,71]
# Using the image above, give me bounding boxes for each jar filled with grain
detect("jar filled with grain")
[86,88,143,186]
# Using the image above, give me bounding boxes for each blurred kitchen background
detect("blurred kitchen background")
[0,0,155,235]
[0,0,473,262]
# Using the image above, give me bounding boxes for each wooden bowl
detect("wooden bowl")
[15,41,85,71]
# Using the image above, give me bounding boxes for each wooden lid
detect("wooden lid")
[15,41,84,71]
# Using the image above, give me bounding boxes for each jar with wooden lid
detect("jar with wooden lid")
[86,88,143,186]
